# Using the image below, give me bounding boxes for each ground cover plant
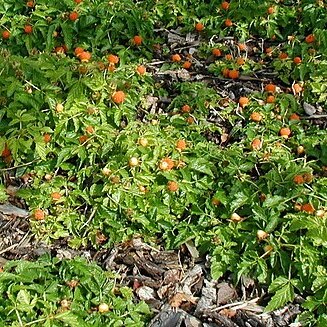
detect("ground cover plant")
[0,0,327,326]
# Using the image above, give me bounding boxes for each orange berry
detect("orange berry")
[112,91,126,104]
[212,48,222,57]
[239,96,249,107]
[251,138,262,150]
[222,68,230,77]
[54,46,66,54]
[51,192,61,201]
[43,133,51,143]
[183,61,192,69]
[305,34,315,43]
[293,57,302,64]
[132,35,143,46]
[69,12,79,21]
[86,126,95,134]
[289,113,300,121]
[225,54,233,60]
[108,64,116,72]
[176,139,187,151]
[293,175,304,184]
[250,112,263,122]
[167,181,179,192]
[224,19,233,27]
[301,203,315,214]
[107,54,119,64]
[195,22,204,32]
[1,145,11,158]
[171,54,182,62]
[266,95,275,103]
[265,47,273,54]
[136,65,146,75]
[24,25,33,34]
[79,135,88,144]
[26,1,34,7]
[2,30,10,40]
[159,158,174,171]
[279,52,288,59]
[75,0,83,3]
[267,6,275,14]
[265,84,276,93]
[228,69,239,79]
[279,127,291,138]
[186,116,194,124]
[181,104,191,113]
[74,47,84,56]
[211,198,221,206]
[292,83,303,94]
[236,57,245,65]
[77,51,91,62]
[221,1,230,10]
[238,43,247,51]
[34,209,45,220]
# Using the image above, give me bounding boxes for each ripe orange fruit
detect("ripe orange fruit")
[79,135,88,144]
[77,51,91,62]
[225,54,233,60]
[301,203,315,214]
[265,47,273,54]
[186,116,194,124]
[305,34,315,43]
[69,12,79,21]
[112,91,125,104]
[195,22,204,32]
[1,145,11,158]
[238,43,247,52]
[222,68,230,77]
[183,61,192,69]
[181,104,191,113]
[24,25,33,34]
[224,19,233,27]
[74,47,84,56]
[167,181,179,192]
[176,139,187,151]
[239,96,249,107]
[54,46,66,54]
[136,65,146,75]
[289,113,300,120]
[34,209,45,220]
[159,158,174,171]
[171,54,182,62]
[236,57,245,65]
[26,1,34,7]
[2,30,10,39]
[292,83,303,94]
[266,95,275,103]
[132,35,143,46]
[51,192,61,201]
[107,54,119,64]
[221,1,230,10]
[251,138,262,150]
[212,48,222,57]
[279,52,288,59]
[279,127,291,138]
[250,112,263,122]
[43,133,51,143]
[228,69,239,79]
[265,84,276,93]
[267,6,275,14]
[293,175,304,184]
[75,0,83,3]
[293,57,302,64]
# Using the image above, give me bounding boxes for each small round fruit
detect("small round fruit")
[183,61,192,69]
[211,198,221,206]
[107,54,119,64]
[2,30,10,40]
[98,303,110,313]
[297,145,305,155]
[60,299,70,309]
[250,112,263,122]
[279,127,291,139]
[34,209,45,220]
[257,230,269,240]
[293,175,304,184]
[195,22,204,32]
[24,25,33,34]
[132,35,143,46]
[316,209,326,218]
[292,83,303,94]
[230,213,242,222]
[251,138,262,150]
[44,174,52,181]
[159,158,174,171]
[112,91,126,104]
[51,192,61,201]
[138,138,148,147]
[136,65,146,75]
[167,181,179,192]
[224,19,233,27]
[171,54,182,62]
[56,103,64,113]
[289,113,300,121]
[102,167,112,176]
[221,1,230,10]
[266,95,275,103]
[301,203,315,214]
[267,6,275,14]
[279,52,288,60]
[265,84,276,93]
[181,104,191,113]
[69,12,79,21]
[293,57,302,65]
[129,157,139,167]
[77,51,92,63]
[212,48,222,57]
[239,96,249,107]
[305,34,315,43]
[228,69,239,79]
[176,139,187,151]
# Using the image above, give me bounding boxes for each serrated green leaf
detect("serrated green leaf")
[265,281,294,312]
